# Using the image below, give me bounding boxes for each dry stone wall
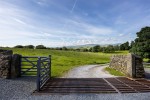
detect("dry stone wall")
[109,54,145,78]
[0,50,13,55]
[0,50,21,79]
[0,55,11,78]
[109,55,128,74]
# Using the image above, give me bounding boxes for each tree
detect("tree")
[124,41,130,50]
[120,44,125,50]
[89,47,93,52]
[130,26,150,59]
[107,45,115,52]
[62,46,68,51]
[92,45,101,52]
[120,41,130,50]
[36,45,46,49]
[24,45,34,49]
[80,48,88,52]
[14,45,24,48]
[114,45,120,51]
[130,41,135,48]
[102,45,115,53]
[76,48,81,52]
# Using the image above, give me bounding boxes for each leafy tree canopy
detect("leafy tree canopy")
[36,45,46,49]
[130,26,150,59]
[24,45,34,49]
[14,45,24,48]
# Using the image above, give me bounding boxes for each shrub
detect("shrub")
[36,45,46,49]
[24,45,34,49]
[14,45,24,48]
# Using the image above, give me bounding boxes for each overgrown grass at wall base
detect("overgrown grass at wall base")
[5,48,128,77]
[105,67,125,76]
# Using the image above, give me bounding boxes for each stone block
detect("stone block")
[0,55,11,78]
[11,54,22,78]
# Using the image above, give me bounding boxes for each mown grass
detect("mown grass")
[5,48,128,77]
[105,67,125,76]
[144,58,150,63]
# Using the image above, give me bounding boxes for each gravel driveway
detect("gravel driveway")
[61,65,115,78]
[1,65,150,100]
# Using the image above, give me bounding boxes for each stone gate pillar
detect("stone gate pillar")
[11,54,22,78]
[0,49,22,79]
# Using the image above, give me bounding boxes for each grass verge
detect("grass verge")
[105,67,125,76]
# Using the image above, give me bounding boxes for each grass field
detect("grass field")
[5,48,128,77]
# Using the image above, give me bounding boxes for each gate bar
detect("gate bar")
[37,57,41,91]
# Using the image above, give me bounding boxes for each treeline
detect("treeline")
[13,41,132,53]
[14,45,46,49]
[83,41,131,53]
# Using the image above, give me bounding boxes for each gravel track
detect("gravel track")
[61,65,115,78]
[1,65,150,100]
[0,76,36,100]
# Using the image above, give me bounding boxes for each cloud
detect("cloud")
[0,0,150,47]
[85,25,115,35]
[64,18,116,35]
[115,19,127,25]
[34,0,51,7]
[70,0,78,13]
[12,18,27,25]
[119,34,124,36]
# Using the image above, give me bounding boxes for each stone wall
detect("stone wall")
[0,55,12,78]
[0,49,21,79]
[109,53,145,78]
[0,50,13,55]
[11,54,22,78]
[134,55,145,78]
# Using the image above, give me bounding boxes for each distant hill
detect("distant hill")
[66,43,121,49]
[67,44,98,49]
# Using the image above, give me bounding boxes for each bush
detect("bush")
[36,45,46,49]
[24,45,34,49]
[62,47,68,51]
[92,45,101,52]
[14,45,24,48]
[102,45,115,53]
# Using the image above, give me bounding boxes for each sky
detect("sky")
[0,0,150,47]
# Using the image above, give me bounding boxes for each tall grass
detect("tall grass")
[6,48,128,77]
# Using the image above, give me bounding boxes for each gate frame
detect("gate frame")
[21,55,51,91]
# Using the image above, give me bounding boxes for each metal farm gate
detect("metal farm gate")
[21,55,51,91]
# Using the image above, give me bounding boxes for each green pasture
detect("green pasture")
[6,48,128,77]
